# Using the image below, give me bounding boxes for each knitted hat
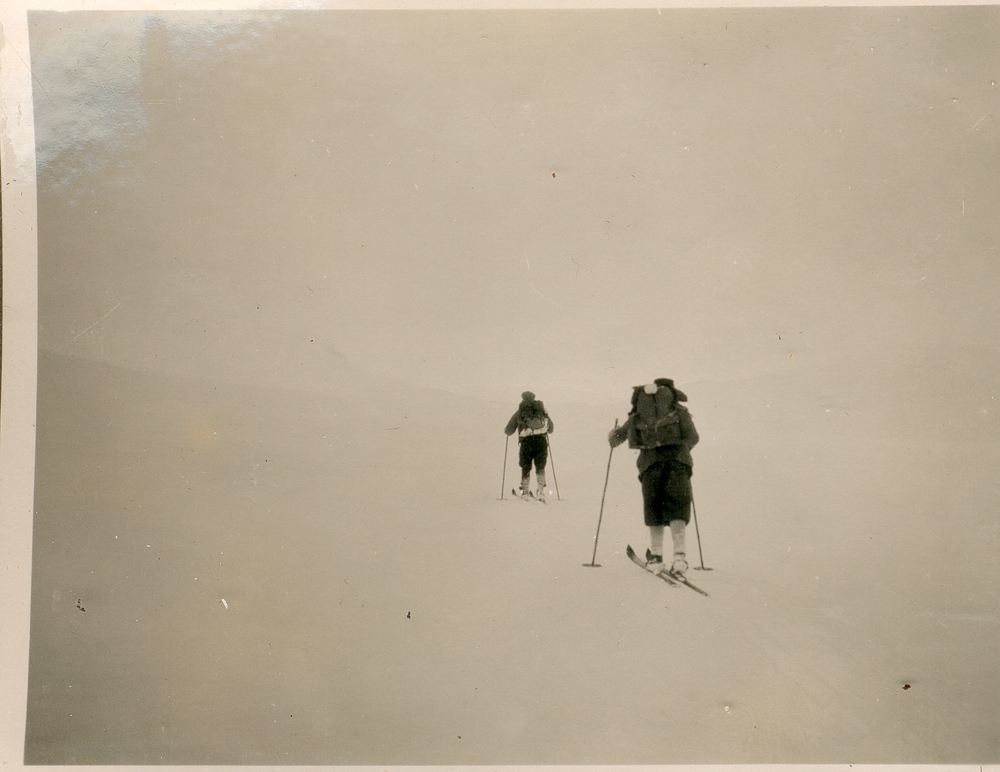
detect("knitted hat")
[521,391,535,401]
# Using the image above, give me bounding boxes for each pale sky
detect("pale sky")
[30,8,1000,403]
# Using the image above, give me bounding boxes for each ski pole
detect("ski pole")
[546,436,561,500]
[585,419,618,568]
[500,434,509,500]
[691,493,711,570]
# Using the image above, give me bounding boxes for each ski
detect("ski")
[626,544,679,587]
[511,488,544,503]
[626,545,709,596]
[665,569,709,596]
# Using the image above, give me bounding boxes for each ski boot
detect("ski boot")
[670,552,689,577]
[536,487,547,504]
[645,550,666,574]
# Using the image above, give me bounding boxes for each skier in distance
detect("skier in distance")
[608,378,699,576]
[504,391,555,502]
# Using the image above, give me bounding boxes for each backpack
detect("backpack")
[518,400,550,437]
[628,384,682,449]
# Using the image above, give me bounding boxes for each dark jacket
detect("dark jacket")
[505,400,555,438]
[609,404,698,474]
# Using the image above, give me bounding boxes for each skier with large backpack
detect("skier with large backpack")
[504,391,555,502]
[608,378,699,576]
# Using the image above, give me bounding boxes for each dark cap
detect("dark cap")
[521,391,535,401]
[653,378,687,402]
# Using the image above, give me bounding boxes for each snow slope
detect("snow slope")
[24,351,999,764]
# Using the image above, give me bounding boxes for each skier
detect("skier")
[504,391,555,501]
[608,378,699,576]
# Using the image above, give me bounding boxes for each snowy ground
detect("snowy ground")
[24,351,999,764]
